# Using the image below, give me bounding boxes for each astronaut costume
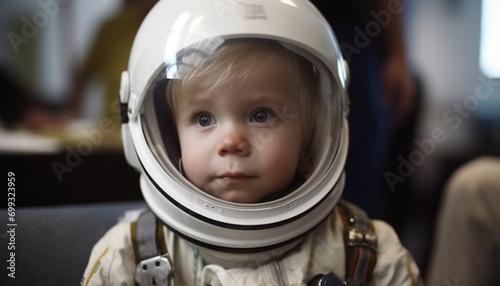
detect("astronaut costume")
[81,0,423,285]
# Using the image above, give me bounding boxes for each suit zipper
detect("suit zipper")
[272,261,286,286]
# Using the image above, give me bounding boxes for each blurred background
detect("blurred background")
[0,0,499,284]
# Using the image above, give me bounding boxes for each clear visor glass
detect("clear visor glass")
[138,36,345,205]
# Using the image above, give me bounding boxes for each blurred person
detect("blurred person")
[426,156,500,286]
[310,0,416,218]
[22,0,157,148]
[68,0,158,136]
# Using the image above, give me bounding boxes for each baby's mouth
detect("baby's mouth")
[217,172,256,182]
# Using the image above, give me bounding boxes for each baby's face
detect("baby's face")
[176,70,303,203]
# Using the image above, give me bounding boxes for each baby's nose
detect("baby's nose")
[218,129,251,156]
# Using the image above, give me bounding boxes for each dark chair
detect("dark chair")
[0,201,146,286]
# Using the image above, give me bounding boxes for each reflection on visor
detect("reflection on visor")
[166,34,224,79]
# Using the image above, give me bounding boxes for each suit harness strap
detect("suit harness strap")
[132,200,377,286]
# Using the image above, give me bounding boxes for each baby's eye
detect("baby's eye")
[251,109,273,123]
[197,113,216,127]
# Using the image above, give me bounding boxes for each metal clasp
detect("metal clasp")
[135,254,174,286]
[348,228,377,251]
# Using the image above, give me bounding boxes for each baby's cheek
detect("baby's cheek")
[266,147,300,177]
[181,151,206,185]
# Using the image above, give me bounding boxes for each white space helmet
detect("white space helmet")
[119,0,349,252]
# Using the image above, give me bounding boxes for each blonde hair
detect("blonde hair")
[167,40,326,177]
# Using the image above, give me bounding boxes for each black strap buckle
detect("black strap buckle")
[308,272,347,286]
